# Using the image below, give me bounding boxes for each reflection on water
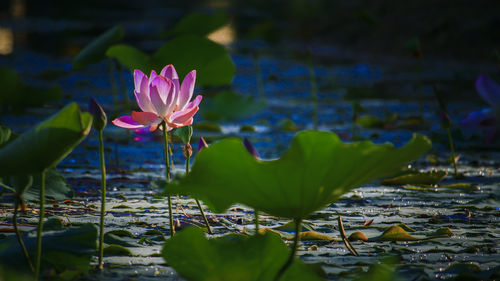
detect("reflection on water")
[0,28,13,55]
[207,23,235,45]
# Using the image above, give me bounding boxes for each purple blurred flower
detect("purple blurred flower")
[198,137,208,152]
[461,74,500,143]
[243,138,260,159]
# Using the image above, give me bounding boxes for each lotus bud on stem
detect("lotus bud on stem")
[89,98,108,270]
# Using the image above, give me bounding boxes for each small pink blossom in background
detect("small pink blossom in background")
[113,64,202,132]
[461,74,500,143]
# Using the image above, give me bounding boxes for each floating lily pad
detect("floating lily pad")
[298,231,335,241]
[103,244,133,256]
[193,121,222,132]
[381,170,447,186]
[0,103,92,176]
[0,224,97,274]
[277,118,299,132]
[274,221,315,232]
[166,131,431,220]
[104,233,137,247]
[72,25,125,70]
[348,232,368,242]
[106,230,136,238]
[356,115,385,128]
[374,225,419,241]
[162,227,323,281]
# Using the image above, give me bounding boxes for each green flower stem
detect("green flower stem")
[307,54,318,130]
[254,210,260,232]
[35,170,46,279]
[116,63,131,110]
[13,197,34,273]
[162,123,174,237]
[107,59,119,104]
[446,128,458,176]
[186,155,213,234]
[98,129,106,270]
[274,218,302,281]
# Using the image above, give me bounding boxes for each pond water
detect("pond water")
[0,1,499,280]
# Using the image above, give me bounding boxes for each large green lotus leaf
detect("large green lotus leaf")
[166,131,431,219]
[106,44,154,73]
[153,35,235,86]
[168,11,229,37]
[201,91,266,121]
[0,223,97,274]
[0,103,92,176]
[72,25,125,70]
[162,227,323,281]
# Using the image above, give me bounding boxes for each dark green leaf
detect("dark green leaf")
[168,11,229,37]
[382,170,447,186]
[201,91,266,121]
[174,125,193,144]
[23,168,73,201]
[153,35,235,86]
[0,126,11,147]
[72,25,125,70]
[0,103,92,176]
[166,131,431,219]
[106,44,153,73]
[162,227,323,281]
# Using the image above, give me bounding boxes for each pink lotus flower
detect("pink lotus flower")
[112,65,202,132]
[461,74,500,143]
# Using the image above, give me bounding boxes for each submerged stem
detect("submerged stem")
[254,210,260,232]
[98,130,107,270]
[35,170,46,279]
[116,62,131,110]
[13,197,34,273]
[162,123,174,237]
[446,128,458,177]
[186,155,213,234]
[307,53,318,130]
[107,59,119,104]
[274,218,302,281]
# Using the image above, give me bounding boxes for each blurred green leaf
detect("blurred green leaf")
[168,11,229,37]
[0,67,62,109]
[174,125,193,144]
[106,44,153,73]
[162,227,323,281]
[0,103,92,176]
[153,35,235,86]
[72,25,125,70]
[202,91,265,121]
[165,131,431,219]
[23,168,73,201]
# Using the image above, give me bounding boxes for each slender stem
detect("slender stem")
[338,216,359,256]
[116,62,131,110]
[35,170,46,279]
[307,54,318,130]
[253,52,264,99]
[274,218,302,281]
[98,130,107,270]
[446,128,458,177]
[254,210,260,232]
[13,197,34,273]
[162,123,174,237]
[107,58,119,104]
[417,58,424,119]
[186,155,213,234]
